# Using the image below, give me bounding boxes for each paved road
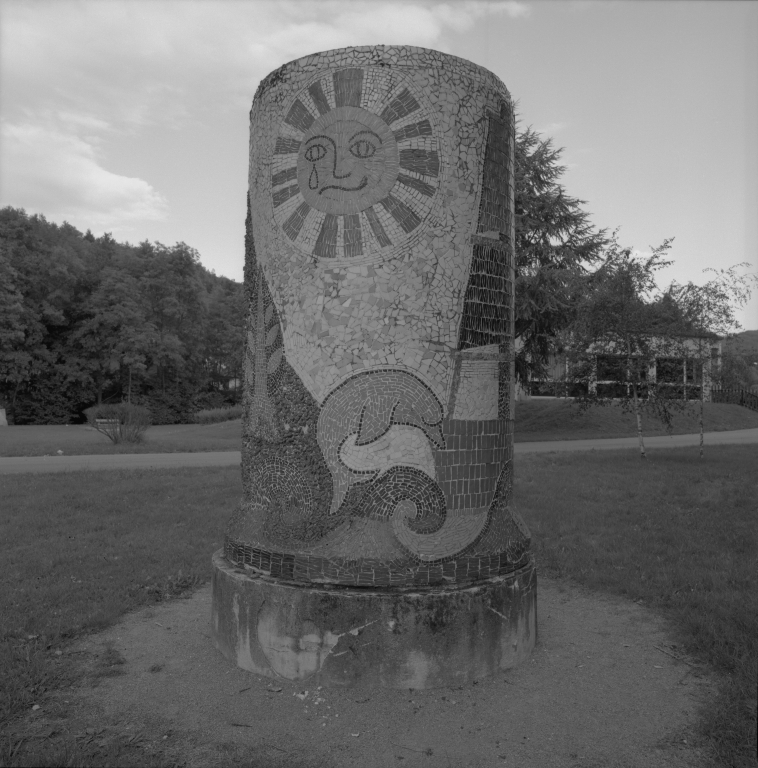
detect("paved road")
[515,427,758,454]
[1,428,756,475]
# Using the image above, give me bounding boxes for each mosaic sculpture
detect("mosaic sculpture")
[225,45,531,589]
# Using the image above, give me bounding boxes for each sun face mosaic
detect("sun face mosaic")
[225,45,531,588]
[271,65,443,261]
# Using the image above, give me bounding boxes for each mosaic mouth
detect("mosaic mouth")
[319,176,368,194]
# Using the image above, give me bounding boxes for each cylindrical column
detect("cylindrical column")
[214,46,535,687]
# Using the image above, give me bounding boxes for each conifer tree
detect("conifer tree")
[514,122,608,385]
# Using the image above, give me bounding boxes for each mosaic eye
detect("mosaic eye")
[349,140,376,159]
[304,144,327,162]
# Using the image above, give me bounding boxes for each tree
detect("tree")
[563,235,685,458]
[666,263,758,457]
[202,277,245,400]
[514,122,609,386]
[0,207,245,424]
[0,245,27,410]
[70,268,155,405]
[135,241,208,394]
[713,339,757,391]
[0,208,94,422]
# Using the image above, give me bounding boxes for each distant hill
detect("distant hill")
[725,330,758,390]
[729,330,758,356]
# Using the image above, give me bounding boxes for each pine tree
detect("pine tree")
[514,123,608,385]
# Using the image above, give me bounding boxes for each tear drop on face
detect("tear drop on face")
[296,108,399,215]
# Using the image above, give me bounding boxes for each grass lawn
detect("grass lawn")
[2,401,757,458]
[515,399,758,441]
[518,445,757,767]
[0,419,244,457]
[1,445,756,767]
[0,467,240,767]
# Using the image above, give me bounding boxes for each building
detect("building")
[516,333,723,402]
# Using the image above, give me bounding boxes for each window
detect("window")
[685,359,701,384]
[656,357,684,384]
[596,355,647,383]
[596,355,625,381]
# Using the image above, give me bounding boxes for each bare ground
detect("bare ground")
[11,575,718,768]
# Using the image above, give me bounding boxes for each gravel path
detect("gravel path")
[32,577,714,768]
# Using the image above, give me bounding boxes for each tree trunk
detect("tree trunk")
[699,367,705,460]
[631,374,646,459]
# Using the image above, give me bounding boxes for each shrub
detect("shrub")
[84,403,152,443]
[192,405,243,425]
[11,374,94,424]
[129,391,187,425]
[191,390,234,412]
[130,384,215,424]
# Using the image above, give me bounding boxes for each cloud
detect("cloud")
[433,1,531,28]
[0,120,168,232]
[1,1,531,128]
[0,0,529,237]
[536,122,568,136]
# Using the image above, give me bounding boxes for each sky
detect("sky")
[1,0,756,329]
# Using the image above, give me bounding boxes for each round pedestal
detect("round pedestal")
[211,550,537,689]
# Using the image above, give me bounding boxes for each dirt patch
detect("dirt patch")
[16,577,715,768]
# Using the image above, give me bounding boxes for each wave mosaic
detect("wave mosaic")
[225,46,531,588]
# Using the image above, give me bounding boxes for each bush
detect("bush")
[129,390,187,425]
[130,384,220,424]
[11,374,94,425]
[190,390,235,412]
[192,405,243,424]
[83,403,152,443]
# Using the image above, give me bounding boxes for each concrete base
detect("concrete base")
[211,550,537,688]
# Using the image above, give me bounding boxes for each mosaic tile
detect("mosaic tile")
[284,99,315,133]
[380,88,421,125]
[398,148,440,177]
[333,68,363,108]
[308,80,331,116]
[393,119,433,143]
[225,45,529,587]
[274,137,301,155]
[282,201,310,241]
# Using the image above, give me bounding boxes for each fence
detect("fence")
[711,388,758,412]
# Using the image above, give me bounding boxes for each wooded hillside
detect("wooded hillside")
[0,207,245,424]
